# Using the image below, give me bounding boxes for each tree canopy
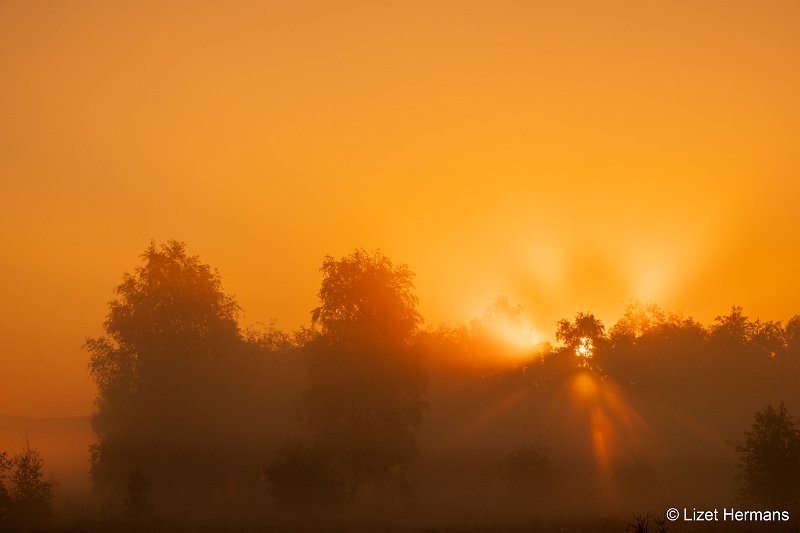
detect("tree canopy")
[301,249,428,498]
[85,241,258,496]
[311,248,421,347]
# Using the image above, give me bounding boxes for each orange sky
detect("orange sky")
[1,1,799,417]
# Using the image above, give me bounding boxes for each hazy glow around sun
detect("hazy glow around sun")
[576,336,594,367]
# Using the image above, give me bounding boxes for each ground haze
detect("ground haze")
[2,2,799,531]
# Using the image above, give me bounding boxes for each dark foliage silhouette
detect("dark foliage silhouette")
[0,451,11,526]
[556,312,606,372]
[787,316,800,346]
[84,241,274,507]
[71,240,800,529]
[556,312,606,349]
[733,402,800,506]
[264,440,345,507]
[301,249,427,499]
[501,439,558,497]
[626,513,668,533]
[0,441,53,529]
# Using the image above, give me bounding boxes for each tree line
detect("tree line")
[9,239,799,529]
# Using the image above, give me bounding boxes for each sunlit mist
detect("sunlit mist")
[1,1,800,530]
[568,368,654,502]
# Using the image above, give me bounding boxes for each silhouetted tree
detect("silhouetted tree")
[605,303,707,388]
[556,312,605,350]
[711,305,754,349]
[10,440,53,528]
[264,440,344,507]
[303,249,427,499]
[751,319,786,360]
[471,297,524,336]
[733,402,800,506]
[0,451,11,527]
[85,241,258,498]
[416,324,472,373]
[785,315,800,358]
[609,302,665,347]
[556,312,606,371]
[501,439,558,497]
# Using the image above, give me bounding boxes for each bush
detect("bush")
[501,439,558,497]
[264,441,345,508]
[0,441,53,529]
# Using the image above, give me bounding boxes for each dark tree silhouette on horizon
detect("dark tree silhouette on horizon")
[734,402,800,507]
[85,241,266,501]
[555,312,606,373]
[556,312,606,350]
[301,248,428,499]
[0,440,53,529]
[786,315,800,356]
[76,241,800,526]
[11,441,53,528]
